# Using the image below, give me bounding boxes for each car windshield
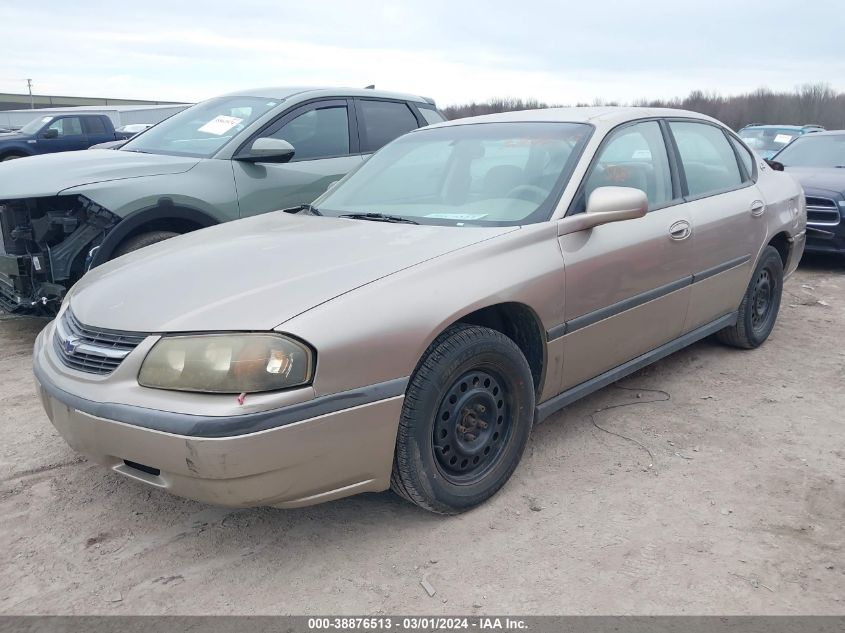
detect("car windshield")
[120,96,281,158]
[739,128,800,153]
[19,116,53,135]
[316,122,593,226]
[775,134,845,168]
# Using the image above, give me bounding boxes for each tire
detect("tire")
[112,230,179,258]
[391,324,535,514]
[716,245,783,349]
[1,154,25,161]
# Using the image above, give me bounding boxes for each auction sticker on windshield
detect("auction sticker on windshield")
[425,213,489,220]
[198,115,243,135]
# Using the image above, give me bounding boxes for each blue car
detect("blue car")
[738,124,825,159]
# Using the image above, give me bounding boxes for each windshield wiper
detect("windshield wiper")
[283,204,322,216]
[121,148,150,154]
[339,212,419,225]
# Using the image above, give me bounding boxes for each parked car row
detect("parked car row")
[24,101,808,513]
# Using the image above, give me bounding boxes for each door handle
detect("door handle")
[751,200,766,217]
[669,220,692,241]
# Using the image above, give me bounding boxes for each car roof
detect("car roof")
[789,129,845,137]
[218,86,434,104]
[426,106,722,130]
[740,124,823,130]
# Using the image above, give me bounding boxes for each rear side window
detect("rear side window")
[85,117,107,134]
[728,136,754,181]
[583,120,673,211]
[670,122,743,197]
[418,106,446,125]
[358,100,419,152]
[268,105,350,160]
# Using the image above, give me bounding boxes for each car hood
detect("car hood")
[0,149,200,199]
[784,167,845,196]
[0,131,28,141]
[70,212,518,332]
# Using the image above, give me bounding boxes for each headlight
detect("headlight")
[138,334,314,393]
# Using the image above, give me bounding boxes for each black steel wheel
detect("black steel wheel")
[391,324,535,514]
[433,369,512,484]
[717,245,783,349]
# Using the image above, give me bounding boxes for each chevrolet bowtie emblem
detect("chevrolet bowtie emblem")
[62,335,81,355]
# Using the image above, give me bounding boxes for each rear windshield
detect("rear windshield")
[120,96,280,158]
[739,128,799,153]
[316,122,593,227]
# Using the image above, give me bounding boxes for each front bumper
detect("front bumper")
[805,225,845,255]
[33,327,405,508]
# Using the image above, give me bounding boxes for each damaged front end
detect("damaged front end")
[0,196,119,312]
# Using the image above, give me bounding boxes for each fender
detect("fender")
[89,201,219,267]
[0,142,35,159]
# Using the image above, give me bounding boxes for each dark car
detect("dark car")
[773,130,845,255]
[0,114,130,161]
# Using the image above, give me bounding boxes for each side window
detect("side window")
[85,116,108,135]
[584,121,673,211]
[48,117,83,136]
[728,136,754,181]
[267,105,349,161]
[670,121,743,197]
[418,106,446,126]
[358,100,419,152]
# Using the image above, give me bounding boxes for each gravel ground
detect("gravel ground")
[1,256,843,615]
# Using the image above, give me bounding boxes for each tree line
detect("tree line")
[441,84,845,131]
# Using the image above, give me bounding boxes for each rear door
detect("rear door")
[81,116,114,145]
[558,119,693,390]
[37,116,89,153]
[354,98,422,156]
[233,99,363,217]
[666,120,766,332]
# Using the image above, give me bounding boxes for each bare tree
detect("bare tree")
[443,84,845,130]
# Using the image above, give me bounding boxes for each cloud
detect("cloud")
[0,0,842,106]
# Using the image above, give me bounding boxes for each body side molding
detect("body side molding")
[536,311,738,422]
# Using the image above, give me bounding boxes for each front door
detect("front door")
[39,116,89,153]
[233,100,362,217]
[558,119,694,390]
[666,120,767,332]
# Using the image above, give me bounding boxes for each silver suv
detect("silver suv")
[0,87,443,311]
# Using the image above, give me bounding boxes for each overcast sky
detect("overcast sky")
[1,0,843,106]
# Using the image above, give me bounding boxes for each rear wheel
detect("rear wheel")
[112,230,179,258]
[717,245,783,349]
[391,324,535,514]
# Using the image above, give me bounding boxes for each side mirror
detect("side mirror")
[236,137,295,163]
[764,159,784,172]
[557,186,648,236]
[42,128,59,139]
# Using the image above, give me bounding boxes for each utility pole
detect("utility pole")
[26,78,33,108]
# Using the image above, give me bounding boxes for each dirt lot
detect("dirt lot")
[1,257,843,615]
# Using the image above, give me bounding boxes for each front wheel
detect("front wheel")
[391,324,535,514]
[112,230,179,258]
[717,245,783,349]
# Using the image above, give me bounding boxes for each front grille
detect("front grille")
[53,309,147,375]
[806,196,841,226]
